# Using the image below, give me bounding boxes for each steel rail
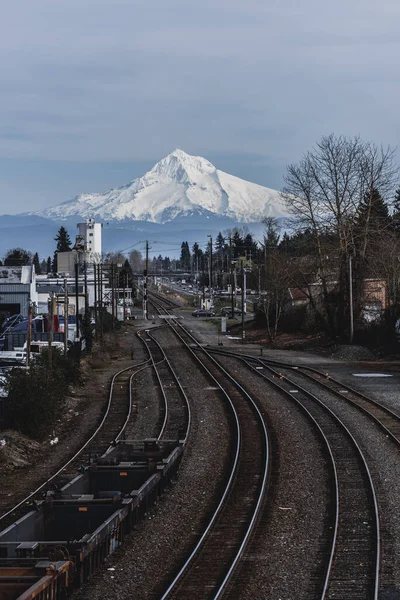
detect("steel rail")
[113,363,156,445]
[210,347,400,446]
[159,349,242,599]
[149,296,270,600]
[148,298,380,597]
[276,363,400,447]
[224,352,380,599]
[137,328,169,438]
[147,330,191,443]
[137,328,191,443]
[0,358,151,523]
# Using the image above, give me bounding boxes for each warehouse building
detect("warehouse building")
[0,266,38,325]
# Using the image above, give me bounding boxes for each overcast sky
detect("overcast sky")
[0,0,399,213]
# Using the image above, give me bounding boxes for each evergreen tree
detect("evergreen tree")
[32,252,41,274]
[215,232,225,252]
[40,258,47,273]
[52,252,57,274]
[392,187,400,234]
[243,232,258,260]
[54,226,72,252]
[278,232,291,254]
[162,256,171,271]
[232,229,244,258]
[263,217,280,253]
[394,187,400,213]
[355,187,390,249]
[4,248,32,266]
[180,241,191,271]
[46,256,52,274]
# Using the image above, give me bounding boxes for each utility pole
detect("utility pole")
[123,272,127,321]
[349,253,354,344]
[116,263,122,322]
[84,261,89,324]
[144,241,149,319]
[48,292,54,365]
[230,237,235,317]
[241,259,245,344]
[209,235,213,292]
[26,302,33,368]
[99,264,104,340]
[94,266,98,340]
[243,263,247,315]
[75,262,80,342]
[111,263,115,330]
[64,277,69,354]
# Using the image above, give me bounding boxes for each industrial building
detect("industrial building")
[0,265,38,323]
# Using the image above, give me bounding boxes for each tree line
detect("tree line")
[2,133,400,347]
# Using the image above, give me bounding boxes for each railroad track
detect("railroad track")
[0,358,152,524]
[279,362,400,443]
[211,349,381,598]
[211,347,400,445]
[147,294,270,599]
[137,328,191,441]
[148,295,385,598]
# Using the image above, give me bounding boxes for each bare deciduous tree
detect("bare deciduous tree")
[281,134,398,338]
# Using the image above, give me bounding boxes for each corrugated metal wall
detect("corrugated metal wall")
[0,284,30,317]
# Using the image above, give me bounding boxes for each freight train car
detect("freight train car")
[0,439,184,599]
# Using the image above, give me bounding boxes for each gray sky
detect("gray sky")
[1,0,399,213]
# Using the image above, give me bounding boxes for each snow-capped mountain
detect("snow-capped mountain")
[34,150,286,224]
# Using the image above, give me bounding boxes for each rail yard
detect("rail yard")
[1,290,400,599]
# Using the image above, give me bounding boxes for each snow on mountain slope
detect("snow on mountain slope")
[35,150,286,223]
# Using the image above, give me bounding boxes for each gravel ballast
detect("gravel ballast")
[72,323,233,599]
[284,367,400,594]
[216,354,332,600]
[4,309,400,599]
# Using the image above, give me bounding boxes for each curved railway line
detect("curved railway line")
[137,328,191,441]
[216,351,380,598]
[147,294,271,599]
[0,317,193,600]
[0,358,152,524]
[2,287,398,599]
[211,348,400,445]
[147,291,395,599]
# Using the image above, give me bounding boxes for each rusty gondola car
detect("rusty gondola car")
[0,439,184,599]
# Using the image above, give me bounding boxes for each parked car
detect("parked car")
[220,307,242,318]
[192,309,215,317]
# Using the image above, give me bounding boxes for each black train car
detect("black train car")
[0,439,184,599]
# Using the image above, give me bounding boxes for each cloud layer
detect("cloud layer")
[0,0,399,211]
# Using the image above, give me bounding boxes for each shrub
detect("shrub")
[4,349,83,439]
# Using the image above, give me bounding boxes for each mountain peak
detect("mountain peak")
[33,150,286,224]
[150,149,215,182]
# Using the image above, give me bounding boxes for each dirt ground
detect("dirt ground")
[0,324,137,513]
[228,317,400,364]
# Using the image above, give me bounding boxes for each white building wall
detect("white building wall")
[77,219,102,259]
